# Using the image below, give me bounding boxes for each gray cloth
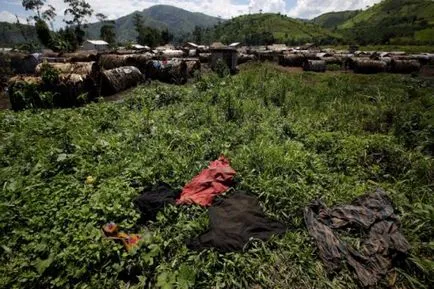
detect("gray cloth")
[304,189,410,287]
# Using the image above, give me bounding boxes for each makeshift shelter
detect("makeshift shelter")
[390,59,421,74]
[35,62,95,75]
[279,54,305,67]
[210,47,238,73]
[351,59,387,74]
[81,40,109,52]
[303,60,326,72]
[101,66,143,96]
[145,59,188,84]
[9,53,39,74]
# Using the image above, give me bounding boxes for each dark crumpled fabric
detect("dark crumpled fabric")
[304,189,410,287]
[188,192,287,252]
[134,183,180,223]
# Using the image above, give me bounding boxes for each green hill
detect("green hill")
[84,5,221,42]
[207,13,341,45]
[312,11,361,29]
[336,0,434,45]
[0,22,38,47]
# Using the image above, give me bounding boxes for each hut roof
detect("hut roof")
[131,44,150,50]
[229,42,241,47]
[85,40,108,46]
[210,42,225,49]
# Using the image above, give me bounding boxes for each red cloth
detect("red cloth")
[176,156,236,207]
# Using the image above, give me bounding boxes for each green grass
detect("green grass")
[1,63,433,289]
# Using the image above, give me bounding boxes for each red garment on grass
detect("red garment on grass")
[176,156,236,207]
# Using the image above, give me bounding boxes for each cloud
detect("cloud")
[0,10,27,24]
[248,0,286,14]
[288,0,382,19]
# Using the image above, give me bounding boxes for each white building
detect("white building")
[81,40,109,51]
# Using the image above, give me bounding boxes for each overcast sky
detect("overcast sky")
[0,0,382,28]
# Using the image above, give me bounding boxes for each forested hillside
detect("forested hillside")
[336,0,434,44]
[84,5,221,42]
[0,22,38,47]
[312,11,361,29]
[204,13,341,45]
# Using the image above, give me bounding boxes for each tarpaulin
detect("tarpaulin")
[134,183,180,223]
[304,189,410,287]
[187,192,287,252]
[176,156,236,207]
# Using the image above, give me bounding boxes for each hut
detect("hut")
[390,59,421,74]
[351,59,387,74]
[210,46,238,73]
[101,66,143,96]
[303,60,326,72]
[8,53,40,74]
[278,54,305,67]
[82,40,109,52]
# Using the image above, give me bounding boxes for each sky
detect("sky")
[0,0,382,28]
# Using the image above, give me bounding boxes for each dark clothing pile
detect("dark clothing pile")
[304,189,410,287]
[187,193,287,252]
[134,183,180,222]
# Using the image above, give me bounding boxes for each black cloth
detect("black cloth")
[187,192,287,252]
[134,183,180,223]
[304,189,410,287]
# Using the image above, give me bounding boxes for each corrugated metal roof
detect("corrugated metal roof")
[85,40,109,45]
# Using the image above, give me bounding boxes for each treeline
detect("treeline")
[17,0,173,53]
[177,14,341,46]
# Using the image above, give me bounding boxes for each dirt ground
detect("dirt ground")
[0,90,10,110]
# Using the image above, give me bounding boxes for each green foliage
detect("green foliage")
[64,0,93,45]
[40,61,59,85]
[335,0,434,45]
[312,10,361,29]
[35,19,53,48]
[206,13,342,45]
[0,63,433,288]
[214,59,230,78]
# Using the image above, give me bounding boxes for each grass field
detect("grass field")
[0,63,433,289]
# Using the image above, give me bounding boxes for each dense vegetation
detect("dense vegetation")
[335,0,434,45]
[203,13,341,45]
[1,63,433,289]
[312,10,361,29]
[0,22,38,47]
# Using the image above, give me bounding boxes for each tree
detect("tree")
[64,0,93,45]
[161,29,172,44]
[21,0,55,49]
[96,13,116,47]
[133,13,162,47]
[192,26,202,43]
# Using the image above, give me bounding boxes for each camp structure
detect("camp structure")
[145,59,189,84]
[351,59,387,74]
[390,59,421,74]
[81,40,109,52]
[279,54,305,67]
[35,62,95,75]
[62,51,97,62]
[303,60,326,72]
[8,53,39,74]
[7,73,93,110]
[210,46,238,73]
[101,66,143,96]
